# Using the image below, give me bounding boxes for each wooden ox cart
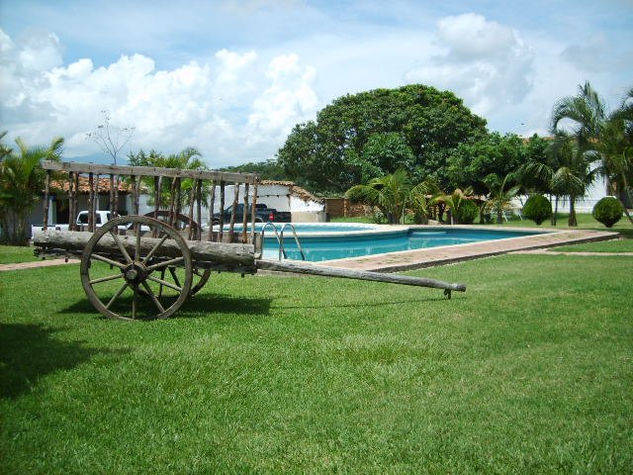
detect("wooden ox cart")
[33,161,466,320]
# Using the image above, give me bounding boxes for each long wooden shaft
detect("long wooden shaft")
[33,230,255,269]
[196,180,202,240]
[109,174,115,220]
[256,259,466,292]
[187,179,197,240]
[68,172,75,230]
[73,173,79,230]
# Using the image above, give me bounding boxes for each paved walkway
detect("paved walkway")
[0,258,78,272]
[320,227,620,272]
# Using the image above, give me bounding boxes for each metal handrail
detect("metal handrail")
[259,222,286,260]
[279,223,306,261]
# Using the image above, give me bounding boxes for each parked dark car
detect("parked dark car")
[212,203,291,225]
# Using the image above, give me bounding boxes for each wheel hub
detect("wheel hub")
[123,262,148,284]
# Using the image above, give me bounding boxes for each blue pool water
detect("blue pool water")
[241,224,541,262]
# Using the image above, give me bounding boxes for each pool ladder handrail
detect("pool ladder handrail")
[259,222,306,261]
[279,223,306,261]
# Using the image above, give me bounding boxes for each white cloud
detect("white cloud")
[405,13,534,116]
[247,53,318,144]
[0,28,318,166]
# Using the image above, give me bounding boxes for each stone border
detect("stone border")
[318,227,620,272]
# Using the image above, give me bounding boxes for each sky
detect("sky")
[1,0,632,168]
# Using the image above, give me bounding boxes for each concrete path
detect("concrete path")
[0,258,78,272]
[320,227,620,272]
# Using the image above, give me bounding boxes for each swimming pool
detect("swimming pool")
[229,223,542,262]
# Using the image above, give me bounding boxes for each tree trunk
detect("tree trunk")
[568,196,577,227]
[552,196,559,226]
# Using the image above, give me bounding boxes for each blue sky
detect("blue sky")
[1,0,632,167]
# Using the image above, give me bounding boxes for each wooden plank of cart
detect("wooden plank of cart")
[33,161,466,320]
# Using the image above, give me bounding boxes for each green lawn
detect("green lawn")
[553,238,633,253]
[0,245,40,265]
[1,254,631,472]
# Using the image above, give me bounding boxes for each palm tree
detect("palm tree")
[0,135,64,245]
[431,186,474,224]
[409,179,441,224]
[345,169,412,224]
[484,174,520,224]
[598,87,633,224]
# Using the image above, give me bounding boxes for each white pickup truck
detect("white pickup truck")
[32,210,150,235]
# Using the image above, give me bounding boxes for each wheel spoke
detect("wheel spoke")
[169,267,181,288]
[147,275,182,292]
[92,253,127,269]
[110,231,133,264]
[141,281,165,313]
[142,234,168,264]
[106,282,129,309]
[90,273,123,285]
[146,256,184,272]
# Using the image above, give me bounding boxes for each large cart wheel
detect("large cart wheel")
[80,216,193,320]
[144,210,210,295]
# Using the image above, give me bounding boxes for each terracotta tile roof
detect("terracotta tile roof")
[50,176,132,193]
[260,180,323,203]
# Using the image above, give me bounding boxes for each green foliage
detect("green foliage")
[592,197,624,228]
[219,159,288,181]
[0,133,64,245]
[345,169,412,224]
[128,148,207,209]
[455,199,479,224]
[431,187,474,224]
[484,174,520,224]
[278,84,487,193]
[447,132,525,195]
[522,194,552,225]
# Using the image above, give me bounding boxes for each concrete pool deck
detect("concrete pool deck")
[319,225,620,272]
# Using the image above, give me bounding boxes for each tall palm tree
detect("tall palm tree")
[598,87,633,224]
[0,135,64,245]
[431,186,474,224]
[549,82,606,226]
[345,169,412,224]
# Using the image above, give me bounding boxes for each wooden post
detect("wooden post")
[242,183,249,243]
[131,175,140,215]
[88,172,94,232]
[250,179,258,244]
[94,174,100,211]
[229,183,239,238]
[208,181,216,241]
[113,175,119,218]
[187,179,197,240]
[68,172,75,231]
[219,181,225,242]
[174,177,182,228]
[196,180,202,240]
[43,170,51,230]
[168,177,177,228]
[109,174,115,219]
[73,173,79,231]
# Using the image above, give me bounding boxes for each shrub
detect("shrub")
[455,199,479,224]
[592,197,623,228]
[522,194,552,225]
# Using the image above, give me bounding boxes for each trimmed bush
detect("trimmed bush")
[456,199,479,224]
[592,197,623,228]
[522,194,552,225]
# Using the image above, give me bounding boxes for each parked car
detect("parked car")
[31,210,149,235]
[211,203,291,225]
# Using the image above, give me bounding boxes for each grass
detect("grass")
[0,245,40,265]
[1,254,632,472]
[553,238,633,253]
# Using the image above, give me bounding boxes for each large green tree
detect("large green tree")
[446,132,526,195]
[0,134,64,245]
[278,84,487,193]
